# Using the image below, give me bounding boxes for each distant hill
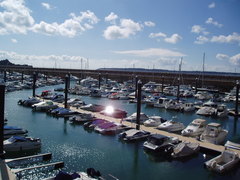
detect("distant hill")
[98,68,240,77]
[0,59,33,68]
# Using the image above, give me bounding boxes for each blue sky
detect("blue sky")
[0,0,240,72]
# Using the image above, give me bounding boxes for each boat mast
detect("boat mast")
[202,53,205,88]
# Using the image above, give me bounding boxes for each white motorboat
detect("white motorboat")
[90,89,102,97]
[143,116,165,127]
[171,142,200,158]
[143,134,179,152]
[154,97,170,108]
[200,123,228,145]
[4,136,41,152]
[204,150,240,173]
[32,101,58,111]
[182,103,195,112]
[214,104,229,118]
[124,112,149,123]
[157,120,185,132]
[194,91,212,100]
[165,100,182,111]
[196,101,218,116]
[118,129,151,142]
[181,119,207,137]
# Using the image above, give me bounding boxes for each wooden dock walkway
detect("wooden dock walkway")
[65,104,240,156]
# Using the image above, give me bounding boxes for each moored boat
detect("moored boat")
[4,136,41,152]
[200,123,228,145]
[204,150,240,173]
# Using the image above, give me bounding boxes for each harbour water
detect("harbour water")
[4,82,240,180]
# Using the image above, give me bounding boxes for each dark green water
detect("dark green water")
[4,84,240,180]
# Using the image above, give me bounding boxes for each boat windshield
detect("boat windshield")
[190,123,199,127]
[149,137,164,145]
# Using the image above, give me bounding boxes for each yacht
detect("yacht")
[4,136,41,152]
[124,112,149,123]
[165,99,182,111]
[196,101,218,116]
[118,129,151,142]
[154,97,170,108]
[143,116,165,127]
[32,101,58,111]
[200,123,228,145]
[194,91,212,100]
[181,103,195,112]
[89,89,102,97]
[214,104,229,118]
[143,134,179,152]
[204,150,240,173]
[181,119,207,137]
[157,120,185,132]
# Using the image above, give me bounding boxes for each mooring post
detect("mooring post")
[105,73,108,85]
[161,76,164,93]
[235,80,239,116]
[98,73,101,89]
[64,75,69,109]
[32,72,36,97]
[135,76,138,99]
[21,71,24,83]
[177,78,180,102]
[195,78,198,94]
[4,70,6,82]
[0,85,5,158]
[68,73,71,89]
[136,80,142,130]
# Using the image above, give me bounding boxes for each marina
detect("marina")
[1,74,240,180]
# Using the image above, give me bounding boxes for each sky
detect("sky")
[0,0,240,72]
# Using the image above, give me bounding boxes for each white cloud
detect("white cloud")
[144,21,155,27]
[215,53,240,67]
[0,0,99,37]
[0,50,87,68]
[216,53,229,60]
[149,32,166,38]
[31,10,99,37]
[103,18,142,40]
[11,38,17,43]
[149,32,182,44]
[114,48,186,57]
[105,12,118,24]
[211,32,240,44]
[230,54,240,66]
[194,36,209,44]
[41,2,53,10]
[0,0,35,34]
[191,25,209,35]
[208,2,215,8]
[206,17,223,28]
[164,34,182,44]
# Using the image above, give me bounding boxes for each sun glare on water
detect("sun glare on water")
[105,105,114,114]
